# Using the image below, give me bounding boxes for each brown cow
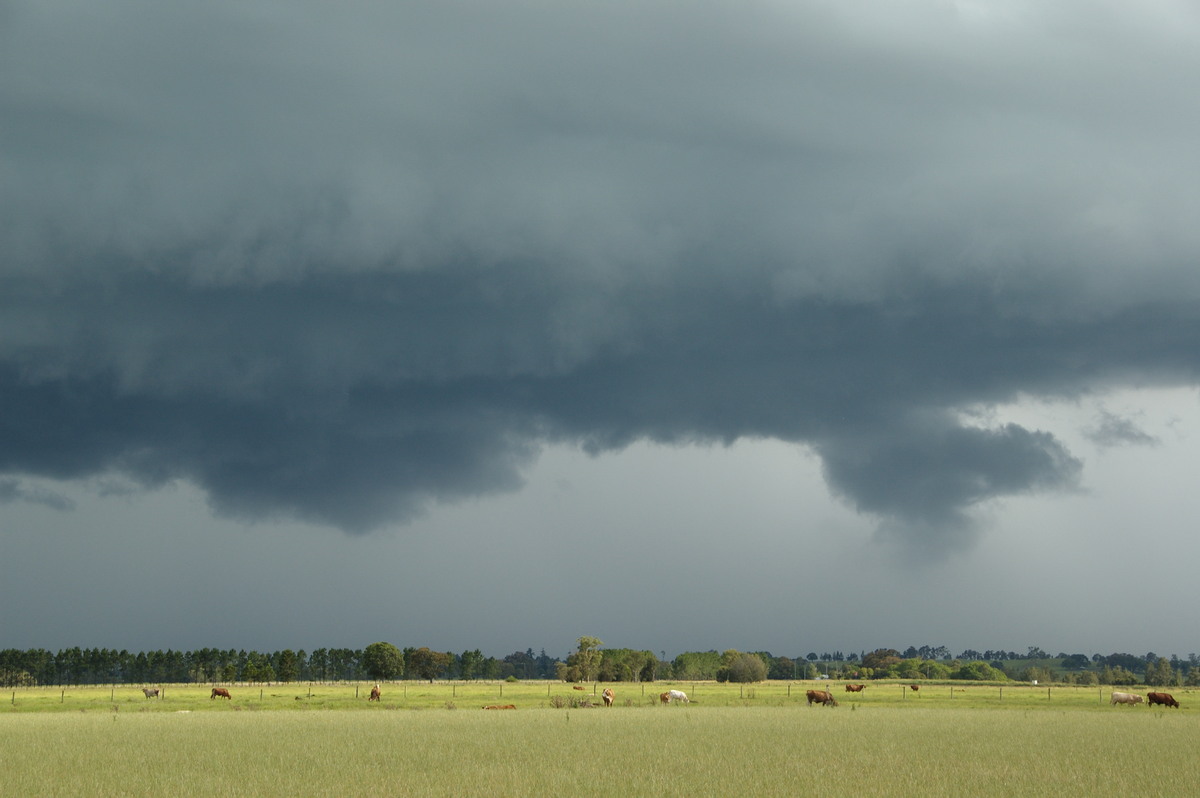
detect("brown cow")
[1147,692,1180,708]
[482,704,516,710]
[602,688,614,707]
[368,685,381,702]
[806,689,838,707]
[844,684,865,693]
[572,685,585,691]
[659,691,671,704]
[141,687,160,699]
[211,687,232,700]
[909,684,920,691]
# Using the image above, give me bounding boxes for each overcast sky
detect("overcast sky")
[3,1,1199,661]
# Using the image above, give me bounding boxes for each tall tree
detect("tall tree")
[407,647,451,681]
[362,642,405,681]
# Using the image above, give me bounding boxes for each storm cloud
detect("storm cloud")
[4,0,1200,551]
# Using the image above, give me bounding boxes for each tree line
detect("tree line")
[3,641,1199,688]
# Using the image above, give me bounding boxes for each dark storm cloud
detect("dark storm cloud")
[3,1,1200,546]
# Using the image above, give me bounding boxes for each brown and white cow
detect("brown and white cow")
[1110,691,1143,706]
[368,685,381,702]
[844,684,865,693]
[211,687,232,700]
[482,704,516,710]
[806,689,838,707]
[602,688,614,707]
[141,687,160,699]
[1147,692,1180,708]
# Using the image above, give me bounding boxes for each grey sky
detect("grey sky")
[2,1,1199,658]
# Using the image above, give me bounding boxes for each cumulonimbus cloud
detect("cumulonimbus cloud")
[2,1,1199,549]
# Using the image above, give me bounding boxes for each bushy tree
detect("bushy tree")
[362,642,405,681]
[407,647,451,681]
[715,650,768,683]
[950,661,1007,681]
[1145,657,1178,687]
[862,649,902,671]
[671,651,722,680]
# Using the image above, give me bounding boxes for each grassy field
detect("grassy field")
[2,681,1195,796]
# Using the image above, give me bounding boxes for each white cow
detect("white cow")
[1110,692,1144,706]
[667,689,689,704]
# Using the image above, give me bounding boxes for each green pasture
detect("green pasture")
[2,679,1192,713]
[2,698,1197,797]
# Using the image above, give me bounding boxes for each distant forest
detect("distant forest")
[3,642,1199,688]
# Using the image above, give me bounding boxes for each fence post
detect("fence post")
[1047,687,1051,701]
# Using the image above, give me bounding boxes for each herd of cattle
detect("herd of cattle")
[129,684,1183,710]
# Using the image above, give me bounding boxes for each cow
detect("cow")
[806,689,838,706]
[572,685,585,691]
[909,685,920,692]
[660,689,689,704]
[141,688,160,699]
[602,688,614,707]
[211,687,232,700]
[368,685,381,702]
[482,704,516,710]
[1110,692,1143,706]
[1147,692,1180,708]
[844,684,865,693]
[660,691,671,704]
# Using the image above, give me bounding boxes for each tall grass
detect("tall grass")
[1,705,1196,796]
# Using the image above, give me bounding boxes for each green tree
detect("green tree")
[275,650,299,683]
[408,647,451,681]
[459,649,485,681]
[362,642,405,681]
[571,637,603,682]
[1145,657,1178,687]
[717,650,768,683]
[862,649,902,672]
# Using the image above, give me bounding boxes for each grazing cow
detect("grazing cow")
[909,685,920,692]
[1147,692,1180,708]
[666,689,690,704]
[482,704,516,710]
[368,685,381,702]
[572,685,585,691]
[806,689,838,707]
[211,688,232,700]
[660,691,671,704]
[602,688,614,707]
[141,688,160,699]
[1110,692,1144,706]
[844,684,865,693]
